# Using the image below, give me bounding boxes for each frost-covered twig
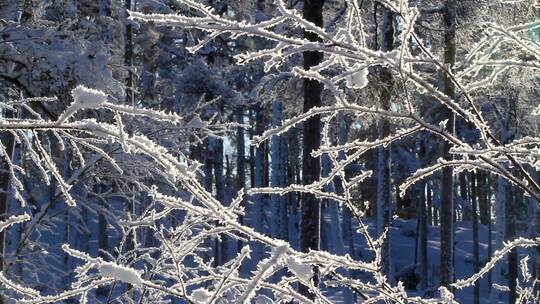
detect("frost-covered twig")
[452,238,540,289]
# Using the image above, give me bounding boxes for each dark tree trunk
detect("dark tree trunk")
[249,104,266,264]
[471,172,480,304]
[96,185,110,297]
[202,138,215,267]
[487,174,493,291]
[236,105,245,253]
[376,7,394,278]
[507,187,518,303]
[300,0,323,298]
[427,182,433,226]
[0,132,14,273]
[460,173,470,221]
[417,139,429,290]
[477,171,489,225]
[124,0,136,258]
[287,126,300,250]
[417,184,428,290]
[214,136,226,265]
[440,0,457,288]
[249,108,255,189]
[0,12,21,304]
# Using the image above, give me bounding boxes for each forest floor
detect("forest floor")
[321,215,528,303]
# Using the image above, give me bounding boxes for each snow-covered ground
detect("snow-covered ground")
[321,216,523,303]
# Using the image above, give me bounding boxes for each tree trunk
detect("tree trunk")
[214,136,226,265]
[527,174,540,292]
[334,117,354,258]
[427,182,433,226]
[124,0,136,264]
[415,138,429,291]
[491,176,507,302]
[125,0,134,106]
[96,185,110,297]
[471,172,479,304]
[236,105,245,253]
[417,183,428,291]
[460,173,470,221]
[244,104,266,268]
[0,5,22,304]
[202,138,214,266]
[487,173,493,291]
[376,8,394,279]
[279,118,288,241]
[321,151,345,255]
[0,131,14,291]
[300,0,323,297]
[287,126,300,250]
[95,0,116,297]
[477,171,493,291]
[332,113,353,304]
[506,186,518,303]
[440,0,457,288]
[271,100,285,239]
[249,108,255,189]
[477,171,489,225]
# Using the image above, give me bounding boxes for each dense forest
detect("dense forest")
[0,0,539,303]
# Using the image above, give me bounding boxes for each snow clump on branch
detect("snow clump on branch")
[56,85,108,124]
